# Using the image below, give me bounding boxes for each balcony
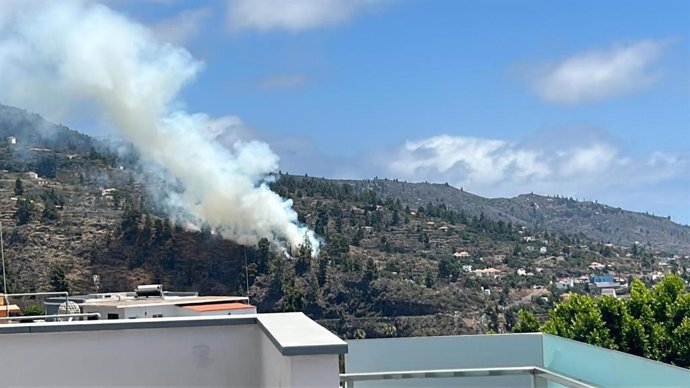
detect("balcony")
[343,333,690,387]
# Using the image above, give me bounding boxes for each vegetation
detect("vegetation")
[22,304,44,316]
[0,106,687,352]
[514,275,690,368]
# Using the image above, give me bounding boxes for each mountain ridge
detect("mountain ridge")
[1,102,688,252]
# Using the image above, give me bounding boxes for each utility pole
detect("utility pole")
[1,220,8,317]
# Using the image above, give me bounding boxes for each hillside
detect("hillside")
[0,103,688,339]
[341,178,690,252]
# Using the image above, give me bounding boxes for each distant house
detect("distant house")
[462,265,473,273]
[101,188,118,197]
[526,246,534,252]
[593,281,620,289]
[590,275,621,290]
[453,251,470,258]
[588,262,606,270]
[601,289,617,298]
[7,136,16,145]
[26,171,38,179]
[539,247,547,254]
[516,268,527,276]
[474,268,501,278]
[439,226,449,232]
[555,278,573,291]
[590,275,614,283]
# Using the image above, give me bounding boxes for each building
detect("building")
[0,307,687,386]
[462,264,473,272]
[7,136,16,145]
[0,312,345,387]
[26,171,38,179]
[588,262,606,270]
[590,275,614,283]
[453,251,470,258]
[539,246,547,254]
[44,285,255,320]
[555,278,573,291]
[474,268,501,278]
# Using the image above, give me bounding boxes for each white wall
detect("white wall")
[259,331,340,387]
[0,316,344,387]
[0,323,261,387]
[260,328,293,387]
[290,355,340,388]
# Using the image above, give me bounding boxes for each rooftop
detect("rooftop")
[183,302,255,312]
[80,295,248,308]
[0,313,687,387]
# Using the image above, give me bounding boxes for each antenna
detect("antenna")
[1,220,7,318]
[93,275,100,293]
[0,220,6,295]
[244,246,250,301]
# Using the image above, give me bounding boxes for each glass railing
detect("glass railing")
[340,366,595,388]
[343,333,690,388]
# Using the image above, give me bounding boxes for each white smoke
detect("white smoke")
[0,0,319,254]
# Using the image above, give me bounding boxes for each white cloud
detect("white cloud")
[532,39,667,104]
[226,0,384,32]
[258,73,307,90]
[390,136,549,185]
[384,132,689,199]
[150,8,210,45]
[559,144,617,175]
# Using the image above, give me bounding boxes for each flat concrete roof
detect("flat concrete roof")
[82,295,248,308]
[0,313,348,357]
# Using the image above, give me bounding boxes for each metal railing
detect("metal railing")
[340,366,597,388]
[2,291,73,322]
[0,312,101,322]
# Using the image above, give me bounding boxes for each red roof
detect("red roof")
[182,302,255,312]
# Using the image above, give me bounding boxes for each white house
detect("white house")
[588,262,606,270]
[26,171,38,179]
[555,278,573,291]
[7,136,16,145]
[462,265,473,273]
[539,247,547,254]
[474,268,501,278]
[453,251,470,258]
[45,285,256,320]
[516,268,527,276]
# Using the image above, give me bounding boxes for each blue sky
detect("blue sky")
[97,1,690,223]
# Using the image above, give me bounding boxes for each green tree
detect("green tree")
[14,198,34,225]
[49,265,69,292]
[294,235,313,276]
[13,178,23,196]
[42,204,59,222]
[527,275,690,368]
[363,257,377,281]
[513,309,540,333]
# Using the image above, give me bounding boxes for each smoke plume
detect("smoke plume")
[0,0,319,254]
